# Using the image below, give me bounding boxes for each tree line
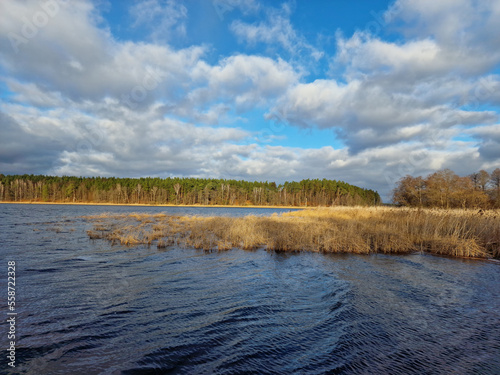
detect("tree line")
[393,168,500,208]
[0,174,381,207]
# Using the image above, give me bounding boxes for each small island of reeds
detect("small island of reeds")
[85,206,500,260]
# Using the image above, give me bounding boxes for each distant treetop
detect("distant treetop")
[0,174,381,207]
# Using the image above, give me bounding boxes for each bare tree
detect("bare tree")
[490,168,500,190]
[426,169,457,208]
[392,175,425,206]
[491,168,500,207]
[151,186,158,203]
[174,183,181,204]
[478,170,490,191]
[468,172,480,190]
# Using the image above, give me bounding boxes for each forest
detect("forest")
[0,174,381,207]
[393,168,500,208]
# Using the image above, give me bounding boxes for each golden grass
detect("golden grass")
[83,207,500,259]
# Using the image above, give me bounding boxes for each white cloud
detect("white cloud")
[5,79,65,108]
[273,77,497,152]
[0,0,299,122]
[388,0,500,72]
[230,3,323,62]
[0,1,111,83]
[335,34,449,79]
[204,55,299,110]
[467,124,500,162]
[0,0,207,103]
[129,0,188,41]
[274,0,500,154]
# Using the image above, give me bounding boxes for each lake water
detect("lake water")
[1,203,499,374]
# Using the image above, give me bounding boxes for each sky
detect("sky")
[1,0,499,202]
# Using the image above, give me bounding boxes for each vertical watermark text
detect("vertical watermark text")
[6,261,17,369]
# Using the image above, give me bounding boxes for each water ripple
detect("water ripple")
[2,204,500,374]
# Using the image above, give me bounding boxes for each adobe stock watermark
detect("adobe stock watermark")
[48,120,106,174]
[71,68,163,158]
[212,0,236,21]
[8,0,67,54]
[383,147,432,192]
[257,109,287,144]
[121,68,163,110]
[364,4,401,37]
[460,76,496,115]
[218,108,288,178]
[94,268,130,302]
[383,119,470,191]
[75,122,106,158]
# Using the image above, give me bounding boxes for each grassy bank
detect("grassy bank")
[84,207,500,259]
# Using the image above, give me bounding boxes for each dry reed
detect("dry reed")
[82,207,500,259]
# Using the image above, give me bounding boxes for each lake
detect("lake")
[1,203,499,374]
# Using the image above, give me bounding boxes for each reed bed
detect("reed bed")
[83,207,500,259]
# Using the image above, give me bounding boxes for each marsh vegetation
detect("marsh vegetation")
[85,207,500,259]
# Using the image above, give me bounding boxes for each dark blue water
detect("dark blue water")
[1,204,499,374]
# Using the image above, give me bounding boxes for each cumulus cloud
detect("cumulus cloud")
[0,1,112,95]
[274,0,500,156]
[273,77,497,152]
[389,0,500,68]
[335,34,452,80]
[0,0,298,116]
[0,0,206,104]
[188,54,300,113]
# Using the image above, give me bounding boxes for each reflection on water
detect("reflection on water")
[1,204,499,374]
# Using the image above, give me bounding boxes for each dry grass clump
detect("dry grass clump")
[82,208,500,259]
[285,207,499,258]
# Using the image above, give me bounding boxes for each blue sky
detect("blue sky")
[1,0,500,201]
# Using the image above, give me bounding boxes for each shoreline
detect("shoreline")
[0,201,308,210]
